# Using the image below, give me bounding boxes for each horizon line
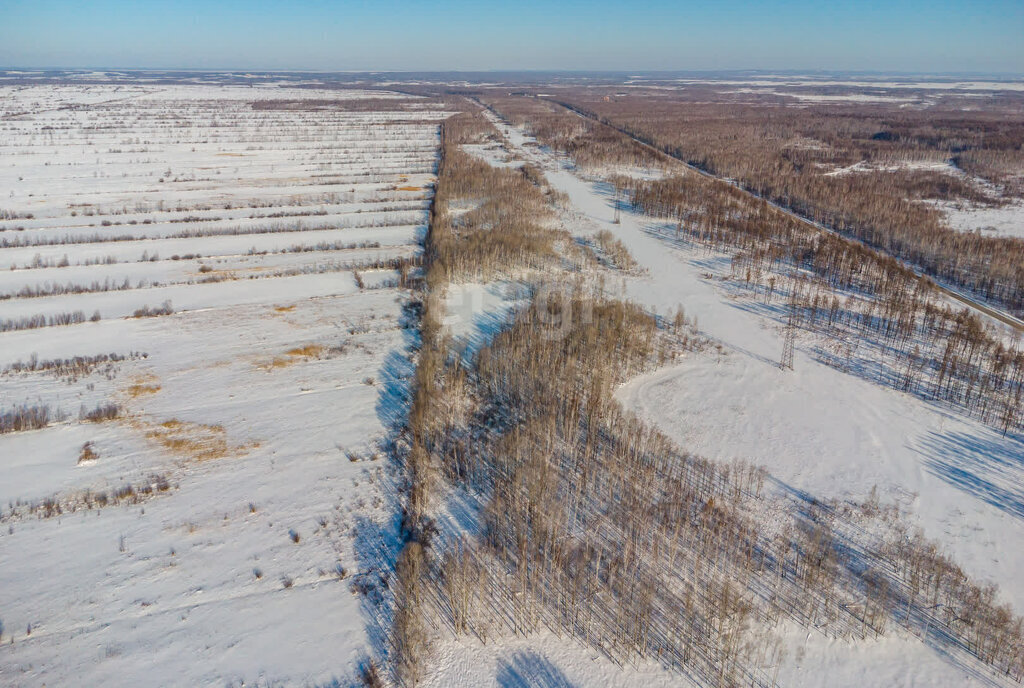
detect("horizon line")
[4,66,1024,79]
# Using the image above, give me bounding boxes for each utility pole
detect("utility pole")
[613,189,621,224]
[780,294,797,370]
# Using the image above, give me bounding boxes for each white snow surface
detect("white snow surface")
[937,199,1024,239]
[0,83,445,687]
[423,624,1002,688]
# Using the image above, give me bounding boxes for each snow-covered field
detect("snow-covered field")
[0,84,445,686]
[937,199,1024,239]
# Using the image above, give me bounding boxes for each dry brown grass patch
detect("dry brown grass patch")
[145,418,256,462]
[125,374,161,398]
[285,344,324,358]
[77,441,98,464]
[256,344,325,370]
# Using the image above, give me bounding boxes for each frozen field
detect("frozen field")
[937,200,1024,239]
[0,84,445,686]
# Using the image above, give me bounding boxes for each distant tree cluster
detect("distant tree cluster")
[541,91,1024,315]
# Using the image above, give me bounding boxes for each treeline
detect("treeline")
[392,105,569,685]
[2,351,145,381]
[541,92,1024,315]
[1,276,143,300]
[0,309,99,332]
[0,210,423,248]
[0,404,61,434]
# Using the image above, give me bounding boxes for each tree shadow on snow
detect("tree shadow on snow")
[350,309,418,675]
[496,651,577,688]
[917,428,1024,520]
[769,475,1009,687]
[459,305,517,358]
[350,512,404,667]
[374,334,417,433]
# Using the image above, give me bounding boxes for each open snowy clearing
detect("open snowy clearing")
[936,200,1024,239]
[0,84,445,686]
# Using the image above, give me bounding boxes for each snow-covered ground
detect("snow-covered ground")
[936,199,1024,239]
[0,84,446,687]
[422,623,999,688]
[4,82,1021,687]
[824,159,958,177]
[414,105,1024,687]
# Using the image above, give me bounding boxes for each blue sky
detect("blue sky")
[1,0,1021,73]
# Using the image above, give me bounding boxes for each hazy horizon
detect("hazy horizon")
[2,0,1022,74]
[3,68,1024,79]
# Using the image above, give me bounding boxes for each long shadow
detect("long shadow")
[918,428,1024,520]
[496,651,577,688]
[461,305,519,356]
[373,298,420,430]
[767,473,820,507]
[434,485,485,542]
[444,283,527,352]
[351,512,404,665]
[374,344,416,432]
[343,305,419,673]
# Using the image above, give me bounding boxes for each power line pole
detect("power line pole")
[780,293,797,370]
